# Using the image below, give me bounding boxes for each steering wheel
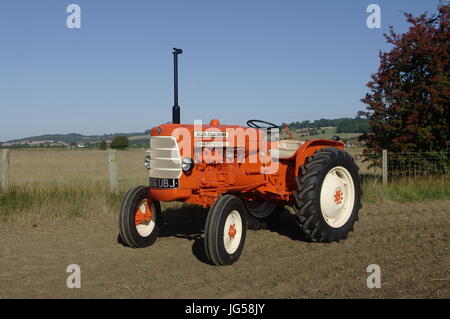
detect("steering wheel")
[247,120,280,131]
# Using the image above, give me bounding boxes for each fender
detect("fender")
[293,139,345,176]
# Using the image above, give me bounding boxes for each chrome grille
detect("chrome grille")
[149,136,182,178]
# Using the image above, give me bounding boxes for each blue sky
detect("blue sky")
[0,0,441,141]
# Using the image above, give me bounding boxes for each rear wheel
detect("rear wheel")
[294,148,362,242]
[244,199,281,230]
[204,195,248,266]
[118,186,161,248]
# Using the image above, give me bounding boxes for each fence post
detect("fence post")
[108,149,118,193]
[382,149,388,185]
[2,149,9,191]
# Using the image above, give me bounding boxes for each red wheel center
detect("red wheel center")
[135,201,152,226]
[228,224,237,240]
[334,189,344,205]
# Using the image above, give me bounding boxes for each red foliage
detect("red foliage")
[359,4,449,153]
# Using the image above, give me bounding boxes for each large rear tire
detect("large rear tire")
[294,148,362,242]
[118,186,161,248]
[204,195,248,266]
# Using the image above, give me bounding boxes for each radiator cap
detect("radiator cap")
[210,119,220,126]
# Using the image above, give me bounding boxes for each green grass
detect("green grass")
[0,183,123,223]
[362,177,450,203]
[0,182,184,224]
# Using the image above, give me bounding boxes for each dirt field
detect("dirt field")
[1,200,448,299]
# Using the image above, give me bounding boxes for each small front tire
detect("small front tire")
[118,186,161,248]
[204,195,248,266]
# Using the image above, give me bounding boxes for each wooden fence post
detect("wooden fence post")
[382,149,388,185]
[108,149,118,192]
[2,149,9,191]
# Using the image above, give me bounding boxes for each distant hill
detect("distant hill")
[283,117,371,134]
[1,132,149,148]
[1,118,369,148]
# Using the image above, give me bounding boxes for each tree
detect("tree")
[336,117,371,133]
[359,4,449,153]
[110,136,129,150]
[98,140,107,150]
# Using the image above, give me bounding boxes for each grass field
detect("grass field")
[282,127,361,141]
[0,149,449,298]
[0,149,447,223]
[0,149,148,187]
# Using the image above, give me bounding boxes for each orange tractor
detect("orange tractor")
[118,48,362,265]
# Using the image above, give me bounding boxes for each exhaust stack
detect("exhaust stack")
[172,48,182,124]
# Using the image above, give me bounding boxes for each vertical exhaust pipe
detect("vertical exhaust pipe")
[172,48,182,124]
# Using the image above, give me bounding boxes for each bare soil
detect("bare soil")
[0,200,449,299]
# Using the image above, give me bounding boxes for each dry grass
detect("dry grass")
[1,148,378,185]
[0,149,448,224]
[1,149,147,186]
[0,149,148,224]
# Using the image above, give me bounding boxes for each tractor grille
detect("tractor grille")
[149,136,182,179]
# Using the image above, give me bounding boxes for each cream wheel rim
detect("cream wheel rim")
[320,166,355,228]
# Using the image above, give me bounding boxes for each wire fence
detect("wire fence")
[352,150,450,182]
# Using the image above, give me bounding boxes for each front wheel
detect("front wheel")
[118,186,161,248]
[204,195,248,266]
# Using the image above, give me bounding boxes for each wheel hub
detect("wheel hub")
[134,199,156,237]
[223,210,242,254]
[135,200,152,226]
[334,188,344,205]
[228,224,237,240]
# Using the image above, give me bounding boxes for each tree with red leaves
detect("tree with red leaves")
[359,4,449,154]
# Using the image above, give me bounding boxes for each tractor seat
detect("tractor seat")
[275,140,305,158]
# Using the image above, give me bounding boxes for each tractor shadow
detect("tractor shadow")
[158,204,311,264]
[158,204,211,264]
[267,207,310,242]
[117,203,310,264]
[159,204,208,239]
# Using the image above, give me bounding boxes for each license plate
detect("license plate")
[149,177,179,189]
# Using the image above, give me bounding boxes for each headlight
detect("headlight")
[181,157,194,172]
[144,155,151,169]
